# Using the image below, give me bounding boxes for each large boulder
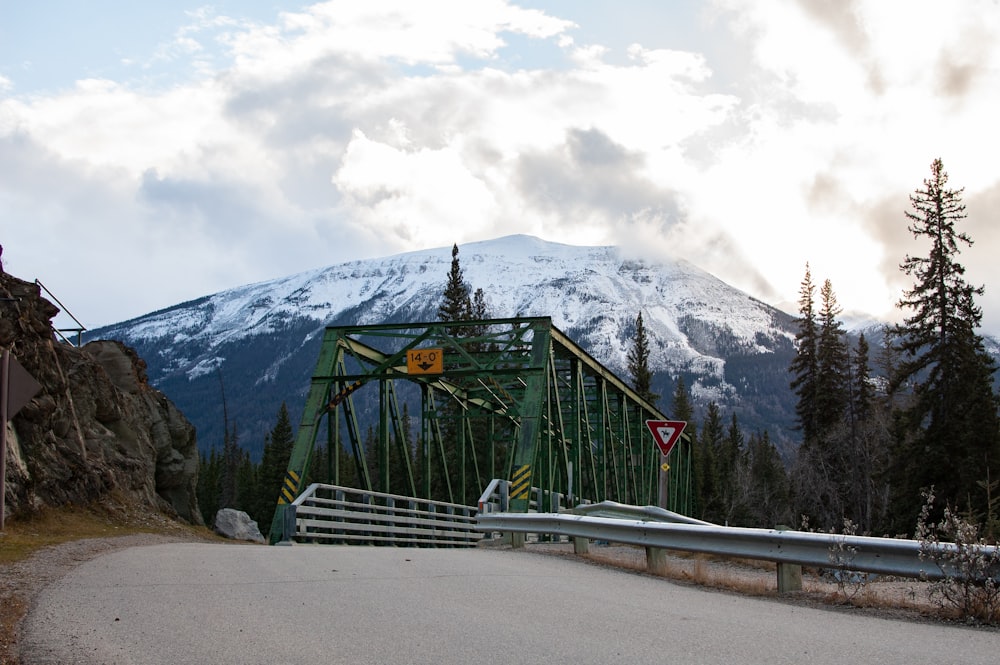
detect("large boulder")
[1,271,203,525]
[213,508,264,543]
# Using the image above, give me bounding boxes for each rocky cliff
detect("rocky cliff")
[1,270,202,525]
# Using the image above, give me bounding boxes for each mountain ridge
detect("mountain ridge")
[89,234,802,459]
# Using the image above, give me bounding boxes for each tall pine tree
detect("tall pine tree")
[889,158,1000,530]
[627,311,659,405]
[257,402,295,538]
[670,376,698,512]
[789,273,858,530]
[434,243,493,503]
[789,264,820,446]
[698,402,724,522]
[815,278,850,433]
[719,414,746,525]
[439,243,472,334]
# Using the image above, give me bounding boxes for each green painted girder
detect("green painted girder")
[268,317,693,543]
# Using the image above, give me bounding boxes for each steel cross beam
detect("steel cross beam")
[268,317,692,544]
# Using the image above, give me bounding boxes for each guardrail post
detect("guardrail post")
[497,481,516,546]
[362,494,372,545]
[334,489,346,544]
[276,504,297,546]
[386,497,396,546]
[446,506,455,548]
[573,536,589,555]
[775,525,802,593]
[550,493,562,543]
[645,546,668,575]
[535,488,547,542]
[409,500,419,548]
[464,507,477,546]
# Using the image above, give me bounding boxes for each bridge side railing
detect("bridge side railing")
[279,483,482,547]
[476,478,596,542]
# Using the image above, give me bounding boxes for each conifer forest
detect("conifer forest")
[198,160,1000,542]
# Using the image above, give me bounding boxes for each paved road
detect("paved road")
[21,543,1000,664]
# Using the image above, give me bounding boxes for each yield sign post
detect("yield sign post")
[646,419,686,457]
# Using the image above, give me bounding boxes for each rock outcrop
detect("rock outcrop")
[213,508,264,543]
[1,271,202,525]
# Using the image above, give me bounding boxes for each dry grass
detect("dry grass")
[529,541,944,621]
[582,546,779,597]
[1,502,199,564]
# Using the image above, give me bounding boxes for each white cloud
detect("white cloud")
[334,129,500,243]
[684,0,1000,328]
[2,0,999,334]
[223,0,574,78]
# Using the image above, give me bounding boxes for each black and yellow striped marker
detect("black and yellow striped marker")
[329,380,364,409]
[511,464,531,500]
[278,469,301,504]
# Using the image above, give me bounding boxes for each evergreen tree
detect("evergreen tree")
[888,158,1000,530]
[719,413,746,525]
[843,332,888,533]
[814,279,850,433]
[197,447,221,525]
[218,423,241,510]
[471,288,488,319]
[669,376,697,511]
[438,243,472,334]
[849,333,874,424]
[627,312,659,405]
[698,401,724,522]
[743,431,792,527]
[791,278,853,530]
[257,402,295,537]
[433,243,496,504]
[670,375,693,423]
[789,264,820,446]
[235,450,258,515]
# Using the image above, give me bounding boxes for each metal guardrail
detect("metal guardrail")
[477,477,589,515]
[279,483,482,547]
[477,478,594,542]
[476,480,703,525]
[567,501,715,526]
[475,478,1000,582]
[475,509,1000,581]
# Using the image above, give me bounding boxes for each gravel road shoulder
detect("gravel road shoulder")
[1,533,211,665]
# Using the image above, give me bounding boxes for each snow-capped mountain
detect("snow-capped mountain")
[89,235,801,459]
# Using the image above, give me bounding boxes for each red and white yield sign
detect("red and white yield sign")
[646,420,687,457]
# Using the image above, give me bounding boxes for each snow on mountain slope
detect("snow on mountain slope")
[112,234,794,387]
[90,234,802,458]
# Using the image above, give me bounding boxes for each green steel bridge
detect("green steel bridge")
[269,317,692,543]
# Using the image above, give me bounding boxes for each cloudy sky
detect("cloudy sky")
[2,1,999,335]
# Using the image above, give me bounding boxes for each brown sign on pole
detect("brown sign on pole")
[2,350,41,531]
[6,353,41,418]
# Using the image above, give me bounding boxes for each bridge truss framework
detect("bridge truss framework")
[269,317,692,542]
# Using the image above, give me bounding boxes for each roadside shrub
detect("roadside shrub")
[916,488,1000,624]
[827,518,874,603]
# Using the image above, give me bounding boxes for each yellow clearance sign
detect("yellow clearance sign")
[406,348,443,374]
